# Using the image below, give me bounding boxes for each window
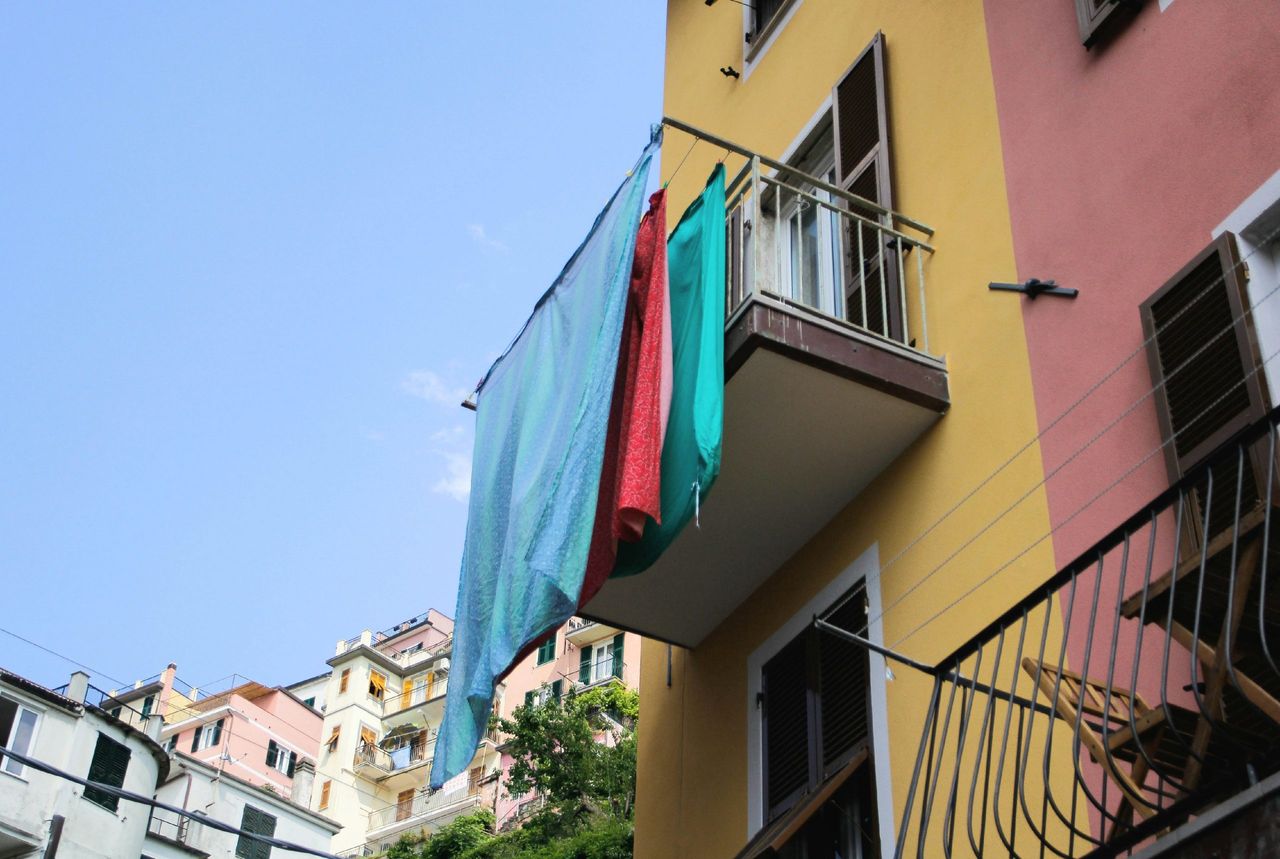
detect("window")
[774,767,878,859]
[762,583,871,821]
[84,732,131,812]
[535,634,557,665]
[359,725,378,749]
[1075,0,1139,48]
[744,0,799,62]
[396,788,414,821]
[318,779,331,810]
[524,680,564,708]
[1140,232,1272,552]
[140,695,154,719]
[0,696,39,777]
[302,697,316,709]
[339,669,350,694]
[191,718,224,752]
[368,671,387,701]
[265,740,296,777]
[325,726,341,752]
[467,767,484,796]
[108,706,122,720]
[577,635,626,686]
[235,805,277,859]
[165,736,178,754]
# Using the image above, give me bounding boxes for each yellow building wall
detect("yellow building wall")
[637,1,1066,856]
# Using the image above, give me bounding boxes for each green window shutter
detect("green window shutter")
[579,645,593,683]
[524,691,534,708]
[611,634,625,678]
[536,634,557,665]
[551,680,563,702]
[141,696,154,719]
[190,726,201,753]
[265,740,278,767]
[211,718,224,746]
[84,732,131,812]
[235,805,277,859]
[286,751,297,778]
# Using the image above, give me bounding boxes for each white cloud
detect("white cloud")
[466,223,508,254]
[401,370,469,407]
[432,451,472,503]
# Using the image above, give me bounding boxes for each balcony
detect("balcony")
[896,408,1280,857]
[580,119,949,647]
[564,617,618,646]
[353,738,433,791]
[382,675,448,721]
[365,784,487,843]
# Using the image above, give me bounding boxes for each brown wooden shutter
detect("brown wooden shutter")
[1075,0,1135,48]
[762,635,811,818]
[1140,232,1271,547]
[832,32,902,342]
[818,585,870,775]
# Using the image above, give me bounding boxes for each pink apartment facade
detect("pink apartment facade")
[158,680,323,794]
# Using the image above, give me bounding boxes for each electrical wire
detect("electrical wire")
[0,743,343,858]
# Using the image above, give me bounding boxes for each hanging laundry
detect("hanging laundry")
[579,188,672,609]
[613,164,726,578]
[430,131,660,790]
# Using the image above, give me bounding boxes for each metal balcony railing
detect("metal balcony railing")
[383,676,448,716]
[354,739,432,775]
[366,784,483,832]
[147,813,190,844]
[892,406,1280,857]
[662,118,937,358]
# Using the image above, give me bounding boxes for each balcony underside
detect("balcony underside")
[581,294,948,647]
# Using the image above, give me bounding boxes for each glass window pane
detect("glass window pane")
[3,709,36,775]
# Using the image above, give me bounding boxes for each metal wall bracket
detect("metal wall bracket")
[988,278,1078,300]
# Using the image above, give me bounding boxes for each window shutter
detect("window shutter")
[339,669,350,693]
[832,32,903,341]
[579,645,593,684]
[319,779,331,810]
[524,690,534,708]
[1075,0,1135,47]
[190,726,202,753]
[1140,233,1270,546]
[611,634,625,678]
[286,751,297,778]
[763,635,811,818]
[211,718,224,746]
[266,740,278,768]
[236,805,277,859]
[85,732,131,812]
[551,679,563,702]
[818,586,870,773]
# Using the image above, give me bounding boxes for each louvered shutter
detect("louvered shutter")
[235,805,277,859]
[211,718,224,746]
[266,740,278,767]
[1140,233,1271,547]
[579,645,593,684]
[832,32,902,342]
[190,726,202,753]
[818,585,870,774]
[286,751,297,778]
[763,635,811,819]
[551,679,563,702]
[524,690,534,708]
[611,634,625,678]
[84,733,131,812]
[1075,0,1134,47]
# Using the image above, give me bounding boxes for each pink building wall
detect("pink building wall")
[983,0,1280,839]
[167,687,322,791]
[984,0,1280,567]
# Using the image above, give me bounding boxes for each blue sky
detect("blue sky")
[0,4,666,694]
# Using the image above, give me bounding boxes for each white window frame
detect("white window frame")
[269,743,295,776]
[744,543,895,848]
[195,721,220,751]
[742,0,804,81]
[0,695,42,779]
[776,141,844,318]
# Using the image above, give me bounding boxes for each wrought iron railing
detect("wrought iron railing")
[893,406,1280,857]
[383,676,448,716]
[354,739,432,775]
[656,117,936,358]
[148,812,189,843]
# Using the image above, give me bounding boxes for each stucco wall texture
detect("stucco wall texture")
[984,0,1280,568]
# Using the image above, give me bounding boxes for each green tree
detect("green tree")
[496,684,639,833]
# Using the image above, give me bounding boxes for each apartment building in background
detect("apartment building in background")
[582,2,1280,857]
[96,662,197,731]
[314,609,640,857]
[157,679,323,796]
[0,669,169,857]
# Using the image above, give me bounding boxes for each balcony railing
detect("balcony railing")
[383,675,448,717]
[354,739,432,776]
[893,406,1280,857]
[366,784,484,833]
[147,812,190,844]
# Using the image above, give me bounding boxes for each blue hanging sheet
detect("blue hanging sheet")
[431,132,660,788]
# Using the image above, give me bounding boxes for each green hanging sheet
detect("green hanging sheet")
[613,163,726,577]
